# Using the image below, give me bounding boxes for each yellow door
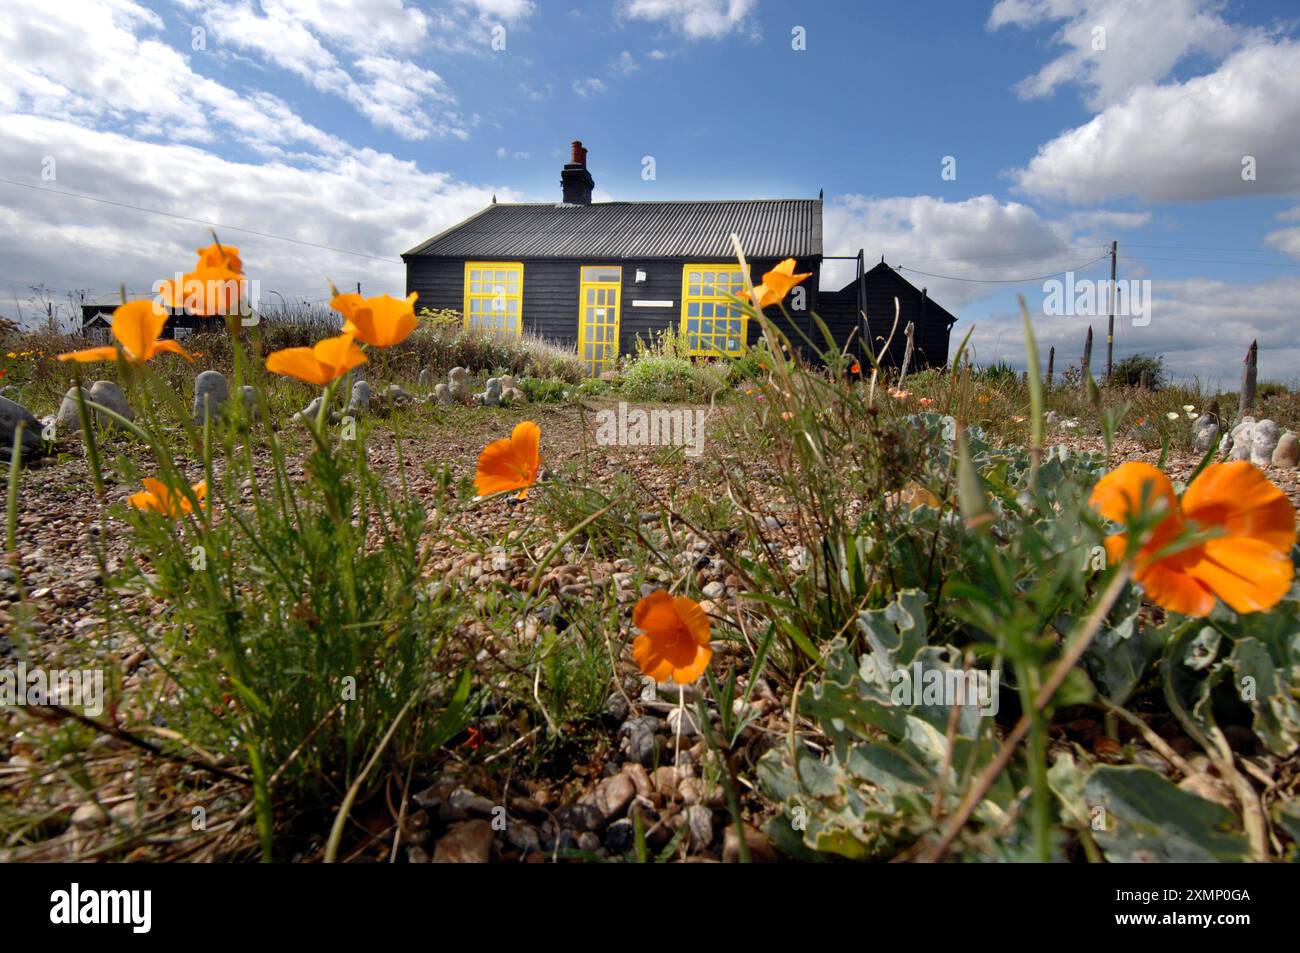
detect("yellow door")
[578,265,622,375]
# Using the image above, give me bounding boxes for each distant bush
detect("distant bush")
[973,360,1019,387]
[1112,352,1166,389]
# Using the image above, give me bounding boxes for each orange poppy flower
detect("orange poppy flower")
[265,332,367,386]
[57,300,192,364]
[1090,460,1296,617]
[331,291,419,347]
[850,362,861,374]
[632,590,712,685]
[474,420,542,499]
[160,266,247,317]
[196,242,243,275]
[746,258,812,309]
[889,482,941,512]
[129,478,207,518]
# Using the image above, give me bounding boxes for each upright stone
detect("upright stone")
[477,377,502,407]
[434,383,451,405]
[55,386,92,431]
[448,367,472,405]
[1228,419,1255,462]
[1192,420,1219,454]
[88,381,133,425]
[348,380,371,416]
[1250,419,1280,467]
[238,385,260,422]
[418,367,432,389]
[295,396,338,426]
[0,395,44,460]
[1272,433,1300,468]
[193,370,230,424]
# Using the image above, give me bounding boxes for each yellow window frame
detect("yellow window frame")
[679,263,749,356]
[578,265,622,376]
[464,261,523,336]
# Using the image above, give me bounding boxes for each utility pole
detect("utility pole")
[1105,240,1117,386]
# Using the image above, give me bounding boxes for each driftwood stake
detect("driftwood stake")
[898,321,916,385]
[1080,326,1093,396]
[1238,339,1258,422]
[1046,346,1054,388]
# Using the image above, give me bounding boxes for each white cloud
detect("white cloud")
[0,0,343,153]
[611,50,639,75]
[1009,275,1300,385]
[0,114,509,323]
[248,0,431,55]
[572,77,607,97]
[1011,40,1300,204]
[620,0,756,40]
[464,0,535,21]
[818,194,1295,383]
[191,0,467,139]
[348,57,464,140]
[1264,224,1300,260]
[989,0,1246,109]
[823,193,1102,307]
[1061,209,1151,245]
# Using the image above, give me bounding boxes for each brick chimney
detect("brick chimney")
[561,139,594,204]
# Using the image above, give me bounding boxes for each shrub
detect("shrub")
[1111,352,1166,389]
[519,376,569,403]
[973,359,1019,387]
[622,354,725,403]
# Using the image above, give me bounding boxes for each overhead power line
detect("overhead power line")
[900,245,1108,266]
[1124,254,1300,270]
[895,254,1111,284]
[0,178,403,265]
[1123,241,1295,256]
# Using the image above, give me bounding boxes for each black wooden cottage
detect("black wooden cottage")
[403,142,955,374]
[80,303,222,340]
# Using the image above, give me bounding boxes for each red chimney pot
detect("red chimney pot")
[570,140,587,166]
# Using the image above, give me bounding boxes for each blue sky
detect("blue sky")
[2,0,1299,384]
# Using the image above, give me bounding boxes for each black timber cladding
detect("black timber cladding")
[405,255,818,358]
[403,199,822,260]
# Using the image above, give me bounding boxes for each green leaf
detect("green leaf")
[1226,636,1300,756]
[1084,765,1251,862]
[1079,583,1161,705]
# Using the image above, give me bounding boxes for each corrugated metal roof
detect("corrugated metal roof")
[403,199,822,260]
